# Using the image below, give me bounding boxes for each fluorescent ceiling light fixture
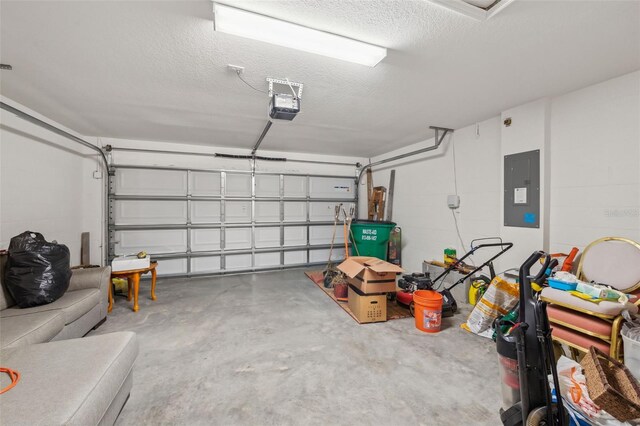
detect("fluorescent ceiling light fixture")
[213,3,387,67]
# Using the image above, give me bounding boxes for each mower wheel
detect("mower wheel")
[387,292,396,302]
[409,301,415,317]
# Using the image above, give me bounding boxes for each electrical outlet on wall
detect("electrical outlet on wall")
[447,195,460,209]
[227,64,245,74]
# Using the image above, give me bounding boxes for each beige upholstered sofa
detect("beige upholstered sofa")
[0,256,138,425]
[0,264,111,348]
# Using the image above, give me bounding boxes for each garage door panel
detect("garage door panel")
[190,172,221,195]
[284,176,306,197]
[114,200,186,225]
[310,248,345,263]
[191,256,221,273]
[225,228,251,250]
[309,202,339,221]
[255,175,280,197]
[226,254,252,270]
[309,177,354,199]
[156,258,188,276]
[284,227,306,246]
[114,230,187,255]
[255,227,280,248]
[255,252,280,268]
[226,173,252,196]
[309,225,344,245]
[284,251,306,265]
[115,169,187,196]
[255,202,280,222]
[226,201,251,223]
[191,229,221,252]
[284,202,306,221]
[191,201,221,223]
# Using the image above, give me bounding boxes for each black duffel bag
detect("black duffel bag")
[5,231,72,308]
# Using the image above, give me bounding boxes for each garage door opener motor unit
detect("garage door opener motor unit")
[267,77,303,121]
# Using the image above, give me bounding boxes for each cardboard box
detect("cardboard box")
[348,285,387,323]
[338,256,403,294]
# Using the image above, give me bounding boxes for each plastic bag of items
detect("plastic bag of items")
[5,231,71,308]
[462,276,519,338]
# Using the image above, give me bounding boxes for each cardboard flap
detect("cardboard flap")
[363,258,404,273]
[337,258,368,278]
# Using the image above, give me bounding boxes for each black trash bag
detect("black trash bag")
[5,231,72,308]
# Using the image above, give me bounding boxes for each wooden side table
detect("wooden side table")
[109,261,158,312]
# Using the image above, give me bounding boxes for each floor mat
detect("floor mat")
[304,270,412,323]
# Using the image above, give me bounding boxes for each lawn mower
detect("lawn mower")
[394,238,513,317]
[394,273,432,316]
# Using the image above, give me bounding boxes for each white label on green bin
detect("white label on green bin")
[361,229,378,241]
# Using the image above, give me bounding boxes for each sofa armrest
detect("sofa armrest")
[69,266,111,291]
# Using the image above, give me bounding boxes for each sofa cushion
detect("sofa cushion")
[0,288,100,325]
[540,287,639,318]
[0,310,65,349]
[0,331,138,425]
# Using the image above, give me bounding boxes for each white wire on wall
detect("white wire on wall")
[449,135,475,266]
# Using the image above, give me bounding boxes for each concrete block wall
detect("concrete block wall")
[549,71,640,253]
[361,116,502,272]
[366,70,640,273]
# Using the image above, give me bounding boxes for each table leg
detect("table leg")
[151,268,157,301]
[108,279,114,313]
[132,273,140,312]
[127,277,132,301]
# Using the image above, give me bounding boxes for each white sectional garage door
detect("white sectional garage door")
[109,166,355,276]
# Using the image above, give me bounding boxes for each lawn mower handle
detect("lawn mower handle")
[436,242,514,291]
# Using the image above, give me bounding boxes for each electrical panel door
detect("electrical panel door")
[504,150,540,228]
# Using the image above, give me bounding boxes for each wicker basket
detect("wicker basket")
[580,346,640,421]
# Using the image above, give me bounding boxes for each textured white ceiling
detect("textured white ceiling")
[1,0,638,157]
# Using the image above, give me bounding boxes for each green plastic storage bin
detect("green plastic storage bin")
[349,220,396,259]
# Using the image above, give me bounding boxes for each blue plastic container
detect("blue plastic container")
[548,278,577,291]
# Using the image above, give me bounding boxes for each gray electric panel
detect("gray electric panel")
[504,150,540,228]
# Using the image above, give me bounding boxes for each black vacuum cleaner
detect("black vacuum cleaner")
[496,251,567,426]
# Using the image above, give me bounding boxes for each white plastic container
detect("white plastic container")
[622,332,640,381]
[112,255,150,272]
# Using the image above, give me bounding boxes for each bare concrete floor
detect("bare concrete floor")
[91,269,502,425]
